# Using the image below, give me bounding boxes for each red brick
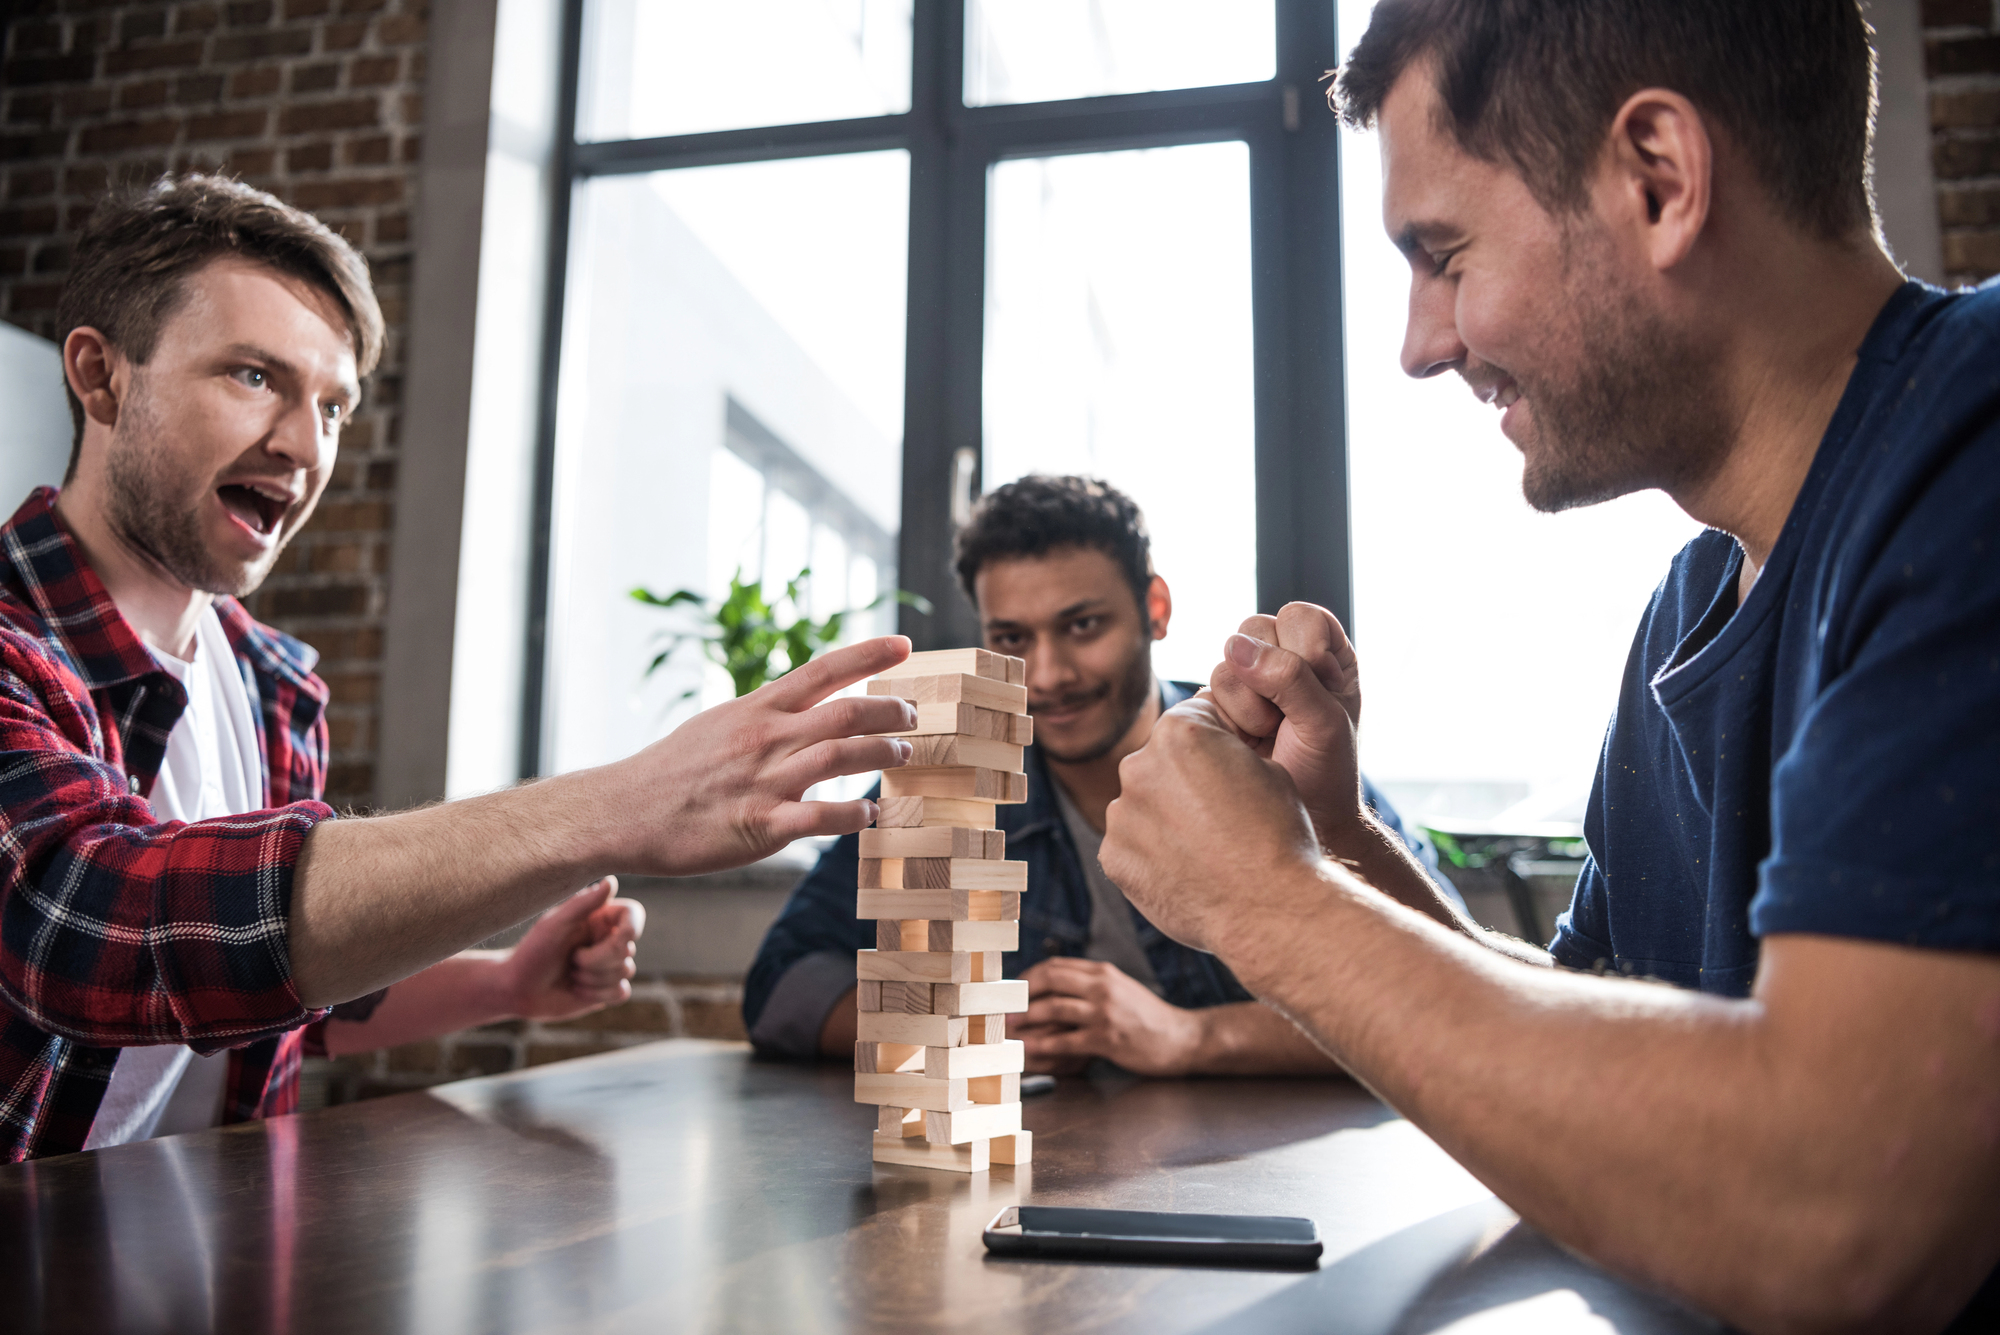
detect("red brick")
[326,716,370,750]
[323,762,374,796]
[322,670,380,703]
[5,92,56,128]
[277,98,379,134]
[227,65,281,97]
[171,73,226,104]
[30,241,70,273]
[79,118,181,153]
[679,998,747,1041]
[373,211,408,244]
[101,40,206,74]
[7,281,63,312]
[120,8,171,41]
[376,13,425,45]
[7,168,57,200]
[224,0,275,24]
[399,133,419,163]
[116,79,169,111]
[174,4,223,34]
[285,141,333,171]
[349,55,400,87]
[307,498,391,531]
[290,175,402,209]
[1940,184,2000,228]
[1920,0,1991,25]
[523,1041,625,1069]
[1934,133,2000,180]
[56,87,115,119]
[1943,230,2000,279]
[225,146,276,174]
[0,248,27,277]
[337,0,390,13]
[2,203,59,234]
[1933,88,2000,131]
[347,134,390,165]
[283,0,334,17]
[62,163,109,196]
[261,583,370,617]
[321,20,367,49]
[186,109,267,140]
[10,21,64,54]
[364,457,396,489]
[290,62,340,94]
[1927,34,2000,77]
[210,28,312,60]
[3,55,100,85]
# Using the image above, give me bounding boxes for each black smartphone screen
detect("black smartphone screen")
[982,1205,1323,1268]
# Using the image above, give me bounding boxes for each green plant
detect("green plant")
[632,566,931,701]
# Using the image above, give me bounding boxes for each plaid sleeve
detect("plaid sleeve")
[0,635,335,1053]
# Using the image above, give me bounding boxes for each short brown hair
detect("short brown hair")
[1334,0,1876,242]
[56,172,385,474]
[952,475,1154,618]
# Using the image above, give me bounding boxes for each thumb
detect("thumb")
[1221,634,1340,728]
[547,878,614,929]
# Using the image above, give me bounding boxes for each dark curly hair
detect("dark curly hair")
[952,474,1154,619]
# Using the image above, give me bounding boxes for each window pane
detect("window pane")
[581,0,912,142]
[1334,0,1702,829]
[546,154,908,785]
[965,0,1273,107]
[983,143,1255,688]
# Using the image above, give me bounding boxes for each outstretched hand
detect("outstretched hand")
[1206,603,1368,851]
[617,636,921,876]
[500,877,647,1021]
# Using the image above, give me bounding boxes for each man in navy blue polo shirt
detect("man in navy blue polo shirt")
[1100,2,2000,1331]
[744,475,1447,1074]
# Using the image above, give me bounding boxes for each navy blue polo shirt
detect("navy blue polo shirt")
[1553,278,2000,989]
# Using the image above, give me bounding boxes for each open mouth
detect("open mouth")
[217,483,290,539]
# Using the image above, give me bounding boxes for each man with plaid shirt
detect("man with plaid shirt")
[0,174,919,1161]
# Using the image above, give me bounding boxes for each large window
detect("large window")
[520,0,1349,777]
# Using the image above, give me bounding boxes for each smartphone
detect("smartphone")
[982,1205,1323,1268]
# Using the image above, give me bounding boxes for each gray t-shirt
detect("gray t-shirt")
[1050,778,1163,995]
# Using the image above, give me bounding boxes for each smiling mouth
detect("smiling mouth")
[1030,685,1110,721]
[216,483,291,538]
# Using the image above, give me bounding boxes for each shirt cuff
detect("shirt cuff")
[749,950,857,1059]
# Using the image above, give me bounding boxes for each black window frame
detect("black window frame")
[520,0,1351,778]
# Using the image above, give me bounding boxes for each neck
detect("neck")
[1670,236,1905,589]
[1045,679,1161,834]
[53,480,210,661]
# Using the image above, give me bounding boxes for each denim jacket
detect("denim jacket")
[742,679,1441,1054]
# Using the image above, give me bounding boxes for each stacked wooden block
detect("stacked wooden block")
[855,648,1035,1173]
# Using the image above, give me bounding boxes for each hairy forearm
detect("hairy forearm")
[320,954,512,1055]
[290,770,613,1007]
[1219,867,1996,1332]
[1187,1001,1344,1076]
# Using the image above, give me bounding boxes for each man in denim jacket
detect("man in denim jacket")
[744,475,1444,1075]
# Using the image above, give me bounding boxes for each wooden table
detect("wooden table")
[0,1040,1711,1333]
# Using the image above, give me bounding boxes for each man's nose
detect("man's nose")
[1400,276,1466,380]
[1025,638,1078,693]
[268,399,333,472]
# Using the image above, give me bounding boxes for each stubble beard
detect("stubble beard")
[1034,630,1156,767]
[103,375,281,599]
[1512,236,1733,514]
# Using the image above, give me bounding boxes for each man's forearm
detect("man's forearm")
[1328,812,1549,965]
[1187,1000,1343,1076]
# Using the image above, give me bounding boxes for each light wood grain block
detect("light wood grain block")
[967,1014,1006,1043]
[858,858,1027,892]
[876,796,997,829]
[857,949,972,984]
[868,980,931,1014]
[878,1105,924,1137]
[854,1041,923,1074]
[880,765,1028,803]
[992,1130,1032,1165]
[857,1012,966,1046]
[881,701,1034,745]
[871,673,1028,715]
[924,1101,1022,1145]
[970,1073,1020,1104]
[924,1039,1024,1080]
[860,826,1006,860]
[855,889,1020,922]
[874,648,1021,684]
[973,950,1003,981]
[876,919,922,952]
[906,734,1024,772]
[927,919,1018,953]
[856,980,883,1012]
[932,980,1030,1017]
[872,1132,990,1173]
[854,1072,969,1111]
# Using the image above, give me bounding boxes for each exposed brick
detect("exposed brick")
[289,174,401,208]
[346,133,388,165]
[78,117,180,152]
[170,72,225,103]
[10,21,64,54]
[209,28,311,61]
[307,498,390,530]
[185,108,266,139]
[117,78,170,109]
[1934,132,2000,180]
[1921,0,1991,25]
[101,39,205,74]
[276,97,377,134]
[544,1001,675,1035]
[173,4,221,35]
[1934,88,2000,131]
[56,87,115,118]
[0,202,60,234]
[7,281,63,312]
[289,61,338,93]
[7,168,57,200]
[337,0,390,14]
[320,20,366,50]
[223,0,274,24]
[285,140,331,171]
[679,998,749,1041]
[376,12,423,45]
[373,211,406,244]
[323,761,374,796]
[1940,183,2000,227]
[523,1041,625,1068]
[0,248,27,277]
[5,92,56,127]
[224,145,274,174]
[3,55,100,85]
[119,7,169,40]
[349,54,398,86]
[261,583,369,617]
[226,64,280,97]
[62,163,109,196]
[1927,35,2000,78]
[1943,229,2000,278]
[283,0,333,18]
[321,670,379,703]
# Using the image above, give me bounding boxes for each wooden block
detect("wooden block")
[924,1039,1024,1080]
[858,858,1028,892]
[854,1041,923,1074]
[878,1105,924,1137]
[855,889,1020,922]
[855,1072,969,1111]
[857,949,972,984]
[870,673,1028,716]
[925,1101,1022,1145]
[992,1130,1032,1165]
[882,701,1034,745]
[881,766,1028,803]
[860,826,1005,860]
[858,1012,966,1046]
[875,919,906,952]
[970,950,1002,982]
[906,735,1024,772]
[869,980,931,1014]
[970,1073,1020,1104]
[927,919,1018,953]
[933,980,1030,1017]
[856,980,883,1012]
[872,1132,990,1173]
[876,796,997,829]
[875,648,1020,684]
[967,1014,1006,1043]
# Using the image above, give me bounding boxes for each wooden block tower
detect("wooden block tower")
[854,648,1034,1173]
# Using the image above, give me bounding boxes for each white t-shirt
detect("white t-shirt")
[83,605,265,1150]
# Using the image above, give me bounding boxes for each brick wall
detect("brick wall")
[1927,0,2000,283]
[0,0,426,809]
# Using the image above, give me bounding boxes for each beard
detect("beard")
[1506,236,1733,514]
[103,375,283,599]
[1033,627,1157,766]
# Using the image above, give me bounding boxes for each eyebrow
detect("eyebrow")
[224,342,361,406]
[982,597,1113,631]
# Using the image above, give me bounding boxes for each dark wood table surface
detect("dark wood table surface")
[0,1039,1714,1333]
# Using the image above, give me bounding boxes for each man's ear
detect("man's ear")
[1145,575,1172,640]
[63,327,124,430]
[1603,88,1712,272]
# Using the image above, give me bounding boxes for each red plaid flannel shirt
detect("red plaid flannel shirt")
[0,488,340,1161]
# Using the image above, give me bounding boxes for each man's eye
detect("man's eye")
[1069,617,1102,636]
[232,367,268,390]
[322,402,344,423]
[1431,249,1457,278]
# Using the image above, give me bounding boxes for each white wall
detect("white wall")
[0,323,71,508]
